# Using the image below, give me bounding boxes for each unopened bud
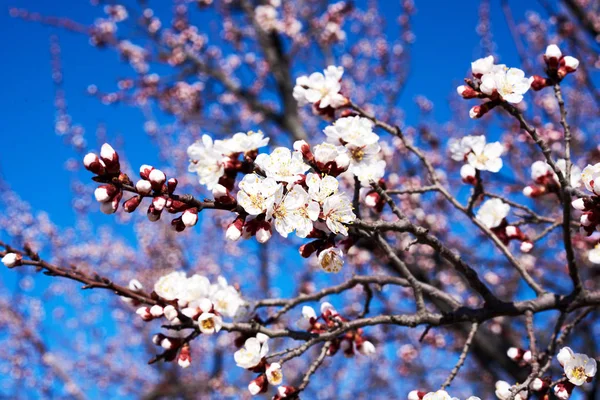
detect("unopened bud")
[123,196,142,212]
[147,205,162,222]
[457,85,479,99]
[152,196,167,212]
[572,198,586,211]
[248,374,268,395]
[83,153,106,175]
[531,75,548,91]
[139,164,154,180]
[256,222,272,243]
[226,217,245,241]
[148,169,166,191]
[163,305,178,321]
[1,253,22,268]
[182,208,198,227]
[94,185,118,203]
[135,179,152,195]
[136,307,153,321]
[357,340,376,356]
[167,178,178,195]
[150,305,164,318]
[460,164,477,184]
[178,344,191,368]
[100,143,120,174]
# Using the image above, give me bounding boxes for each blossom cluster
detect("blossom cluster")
[298,302,376,357]
[134,271,246,368]
[84,144,200,232]
[293,65,347,117]
[475,199,533,252]
[449,134,504,183]
[185,111,389,273]
[457,55,533,118]
[187,130,270,190]
[571,162,600,263]
[233,333,290,397]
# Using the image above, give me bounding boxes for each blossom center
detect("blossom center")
[572,366,586,380]
[201,318,215,330]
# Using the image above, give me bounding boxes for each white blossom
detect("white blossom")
[471,55,496,76]
[558,347,597,386]
[154,271,188,303]
[225,131,270,154]
[234,334,270,369]
[266,362,284,385]
[306,173,339,203]
[237,174,281,215]
[466,140,504,173]
[480,67,533,104]
[476,199,510,229]
[210,276,246,319]
[198,311,223,335]
[324,116,379,148]
[313,142,350,168]
[353,159,387,186]
[293,65,346,108]
[581,163,600,194]
[322,193,356,236]
[448,135,486,162]
[187,135,229,190]
[255,147,309,184]
[254,5,278,32]
[266,184,319,238]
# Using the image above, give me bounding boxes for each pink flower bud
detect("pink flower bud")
[531,75,548,91]
[357,340,376,356]
[100,143,120,174]
[365,191,380,208]
[545,44,562,60]
[160,306,176,322]
[160,337,174,350]
[83,153,106,175]
[170,217,186,232]
[408,390,425,400]
[182,208,198,227]
[123,196,142,212]
[226,217,245,241]
[148,169,166,191]
[94,185,118,203]
[178,345,191,368]
[572,198,586,211]
[152,334,165,345]
[139,164,154,180]
[507,347,521,360]
[522,349,532,363]
[136,307,153,321]
[100,192,121,214]
[277,386,297,398]
[457,85,479,99]
[248,374,268,395]
[256,222,272,243]
[554,383,572,400]
[580,213,592,227]
[460,164,477,184]
[1,253,22,268]
[135,179,152,195]
[531,377,546,392]
[562,56,579,72]
[147,205,162,222]
[334,152,350,170]
[167,178,178,195]
[150,305,164,318]
[152,196,167,212]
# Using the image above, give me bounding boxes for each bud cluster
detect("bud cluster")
[298,303,376,357]
[84,143,200,232]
